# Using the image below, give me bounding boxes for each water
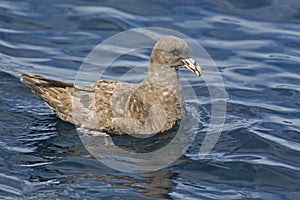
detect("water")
[1,0,300,199]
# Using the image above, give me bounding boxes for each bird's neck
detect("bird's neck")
[143,63,182,95]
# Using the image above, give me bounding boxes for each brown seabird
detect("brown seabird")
[18,36,202,135]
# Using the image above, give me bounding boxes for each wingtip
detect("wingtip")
[17,72,35,82]
[17,72,29,77]
[17,72,25,82]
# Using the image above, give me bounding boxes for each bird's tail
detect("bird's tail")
[18,72,75,123]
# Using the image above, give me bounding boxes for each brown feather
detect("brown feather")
[18,36,197,135]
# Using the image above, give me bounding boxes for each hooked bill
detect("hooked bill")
[181,58,202,76]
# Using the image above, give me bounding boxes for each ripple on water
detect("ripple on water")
[1,0,300,199]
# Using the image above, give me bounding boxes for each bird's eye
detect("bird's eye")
[171,48,180,55]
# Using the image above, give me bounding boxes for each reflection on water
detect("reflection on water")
[1,0,300,199]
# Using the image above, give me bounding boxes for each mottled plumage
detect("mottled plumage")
[19,36,202,135]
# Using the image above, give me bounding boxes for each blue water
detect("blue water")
[1,0,300,199]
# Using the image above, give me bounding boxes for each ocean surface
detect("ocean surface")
[1,0,300,199]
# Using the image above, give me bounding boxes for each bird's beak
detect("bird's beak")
[181,58,202,76]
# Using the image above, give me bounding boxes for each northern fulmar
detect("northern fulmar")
[18,36,202,135]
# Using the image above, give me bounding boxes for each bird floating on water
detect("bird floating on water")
[19,36,202,135]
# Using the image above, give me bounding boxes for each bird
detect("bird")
[18,36,202,136]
